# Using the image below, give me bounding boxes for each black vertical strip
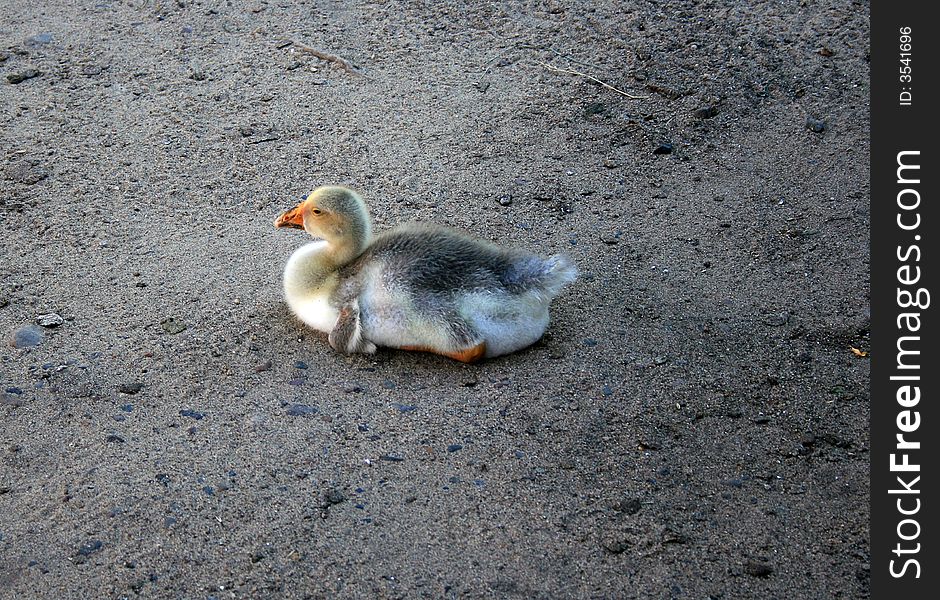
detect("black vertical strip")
[871,2,937,596]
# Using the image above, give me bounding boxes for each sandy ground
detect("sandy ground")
[1,1,870,598]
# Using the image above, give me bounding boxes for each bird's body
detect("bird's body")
[275,187,577,362]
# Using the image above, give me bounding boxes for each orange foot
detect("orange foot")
[400,342,486,364]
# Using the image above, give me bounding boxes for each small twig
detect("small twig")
[290,40,363,76]
[537,61,647,99]
[248,135,280,145]
[519,43,607,72]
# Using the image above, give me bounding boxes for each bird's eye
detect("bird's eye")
[311,208,322,215]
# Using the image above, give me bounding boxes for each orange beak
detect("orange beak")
[274,202,305,229]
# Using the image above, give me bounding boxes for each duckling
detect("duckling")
[274,186,577,363]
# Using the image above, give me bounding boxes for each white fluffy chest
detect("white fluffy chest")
[283,242,340,333]
[285,287,339,333]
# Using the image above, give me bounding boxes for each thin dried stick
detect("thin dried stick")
[291,40,363,76]
[537,61,647,99]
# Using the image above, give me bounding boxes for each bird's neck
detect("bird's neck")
[283,235,369,297]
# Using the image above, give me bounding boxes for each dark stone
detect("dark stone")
[118,382,143,395]
[323,489,346,506]
[179,409,205,420]
[653,142,674,155]
[446,444,463,453]
[694,105,719,119]
[106,434,125,443]
[806,116,826,133]
[745,560,774,577]
[77,540,103,557]
[294,361,307,369]
[253,360,272,372]
[497,194,513,206]
[613,498,642,515]
[379,454,405,462]
[764,312,790,327]
[603,539,631,553]
[7,69,42,84]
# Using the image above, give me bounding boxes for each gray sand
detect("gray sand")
[2,1,869,597]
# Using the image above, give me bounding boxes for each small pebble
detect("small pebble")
[613,498,642,515]
[693,105,718,119]
[7,69,41,84]
[179,409,205,420]
[294,361,307,369]
[106,434,125,444]
[160,318,187,334]
[446,444,463,453]
[36,313,64,328]
[253,360,272,372]
[497,194,513,206]
[379,454,405,462]
[323,489,346,505]
[0,393,26,407]
[286,404,318,416]
[25,33,53,45]
[76,540,103,557]
[653,142,674,155]
[805,116,826,133]
[11,325,43,348]
[118,382,143,395]
[744,560,774,577]
[602,539,631,554]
